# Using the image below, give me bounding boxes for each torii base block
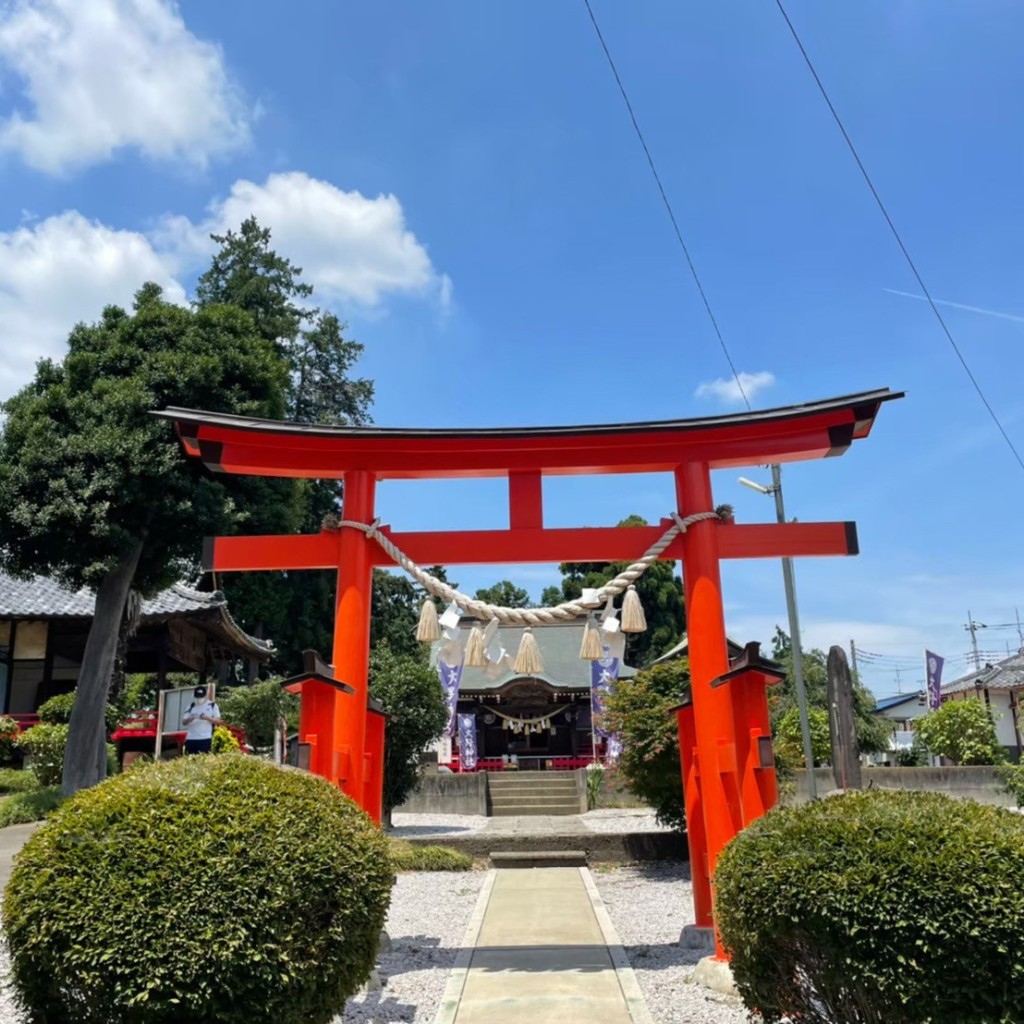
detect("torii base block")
[156,387,901,949]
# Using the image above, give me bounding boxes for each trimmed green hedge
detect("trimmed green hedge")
[715,790,1024,1024]
[389,840,473,872]
[4,756,393,1024]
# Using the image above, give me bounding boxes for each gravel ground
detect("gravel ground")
[582,808,667,833]
[0,943,24,1024]
[341,869,485,1023]
[388,812,487,838]
[594,864,749,1024]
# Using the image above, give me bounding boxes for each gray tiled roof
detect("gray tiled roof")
[432,619,637,692]
[942,649,1024,695]
[0,573,273,655]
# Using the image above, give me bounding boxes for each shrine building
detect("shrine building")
[435,619,637,771]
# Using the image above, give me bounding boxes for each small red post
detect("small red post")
[364,704,386,826]
[332,470,376,808]
[676,462,743,958]
[677,703,713,927]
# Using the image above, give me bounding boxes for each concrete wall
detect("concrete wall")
[395,771,488,816]
[793,765,1014,807]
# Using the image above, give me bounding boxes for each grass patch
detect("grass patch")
[0,769,40,795]
[0,787,64,828]
[389,840,473,872]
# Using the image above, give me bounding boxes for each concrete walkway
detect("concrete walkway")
[0,823,41,889]
[436,867,652,1024]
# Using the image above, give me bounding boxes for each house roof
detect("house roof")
[432,619,637,692]
[941,649,1024,695]
[872,693,922,713]
[0,573,274,660]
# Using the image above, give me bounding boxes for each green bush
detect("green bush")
[915,697,1005,765]
[600,659,689,830]
[773,705,830,770]
[17,723,68,787]
[37,691,121,733]
[998,762,1024,807]
[4,755,393,1024]
[0,716,21,766]
[0,769,40,794]
[211,725,241,753]
[0,787,63,828]
[715,790,1024,1024]
[219,678,297,748]
[389,840,473,872]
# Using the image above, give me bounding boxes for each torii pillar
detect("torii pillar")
[155,387,902,950]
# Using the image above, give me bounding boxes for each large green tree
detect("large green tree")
[554,515,684,666]
[0,287,288,794]
[195,218,375,674]
[368,645,448,825]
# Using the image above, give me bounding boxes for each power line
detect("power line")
[581,0,750,410]
[773,0,1024,475]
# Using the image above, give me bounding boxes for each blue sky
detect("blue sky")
[1,0,1023,695]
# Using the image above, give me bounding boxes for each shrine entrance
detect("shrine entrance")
[157,387,900,950]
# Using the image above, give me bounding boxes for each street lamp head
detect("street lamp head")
[738,476,772,495]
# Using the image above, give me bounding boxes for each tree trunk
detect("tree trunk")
[62,540,144,796]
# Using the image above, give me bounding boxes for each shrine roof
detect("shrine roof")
[154,388,902,479]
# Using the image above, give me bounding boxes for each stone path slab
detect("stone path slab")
[436,866,652,1024]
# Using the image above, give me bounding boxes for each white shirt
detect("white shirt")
[183,700,220,741]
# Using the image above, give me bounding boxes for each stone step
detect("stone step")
[490,803,581,816]
[485,771,575,780]
[489,850,588,868]
[489,790,581,806]
[485,782,581,798]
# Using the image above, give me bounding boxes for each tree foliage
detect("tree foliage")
[219,679,299,749]
[915,698,1005,766]
[555,515,683,666]
[769,628,889,757]
[368,645,448,820]
[774,706,831,769]
[474,579,531,608]
[0,288,288,793]
[600,659,689,831]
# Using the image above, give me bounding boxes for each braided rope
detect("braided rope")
[330,510,721,625]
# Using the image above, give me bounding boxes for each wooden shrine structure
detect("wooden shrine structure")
[155,387,901,949]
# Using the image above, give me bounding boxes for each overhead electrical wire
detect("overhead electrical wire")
[773,0,1024,475]
[581,0,751,410]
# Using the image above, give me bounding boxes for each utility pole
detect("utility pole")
[1016,608,1023,652]
[849,639,859,680]
[895,667,902,694]
[965,612,986,671]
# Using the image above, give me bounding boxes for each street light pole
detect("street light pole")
[769,465,818,799]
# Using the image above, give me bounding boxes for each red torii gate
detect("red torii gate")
[155,387,900,944]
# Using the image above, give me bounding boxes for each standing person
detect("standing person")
[182,686,222,755]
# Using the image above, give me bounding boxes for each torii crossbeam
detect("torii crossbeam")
[155,387,901,950]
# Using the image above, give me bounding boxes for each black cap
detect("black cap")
[193,686,207,699]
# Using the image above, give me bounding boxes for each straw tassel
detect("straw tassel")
[513,628,544,674]
[415,598,440,642]
[464,625,487,668]
[579,618,604,660]
[620,585,647,633]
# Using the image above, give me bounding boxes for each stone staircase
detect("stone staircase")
[487,771,582,816]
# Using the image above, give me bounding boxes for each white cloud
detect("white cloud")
[0,211,185,400]
[0,0,250,174]
[159,172,444,307]
[695,371,775,405]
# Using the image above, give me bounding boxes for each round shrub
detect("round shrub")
[715,790,1024,1024]
[0,715,21,766]
[4,755,393,1024]
[17,722,68,786]
[211,724,241,753]
[38,691,121,733]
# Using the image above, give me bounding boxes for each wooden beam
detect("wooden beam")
[508,471,543,529]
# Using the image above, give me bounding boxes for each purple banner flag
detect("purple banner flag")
[591,642,622,742]
[457,713,478,771]
[437,657,463,737]
[926,651,944,710]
